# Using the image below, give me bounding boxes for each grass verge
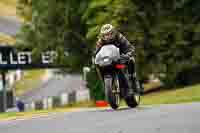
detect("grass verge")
[141,84,200,105]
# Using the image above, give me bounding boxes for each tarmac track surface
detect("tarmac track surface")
[0,102,200,133]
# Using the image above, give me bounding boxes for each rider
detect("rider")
[95,24,141,94]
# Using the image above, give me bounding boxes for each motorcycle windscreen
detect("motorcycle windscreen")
[95,45,120,66]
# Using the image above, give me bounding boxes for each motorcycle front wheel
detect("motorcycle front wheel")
[104,75,120,110]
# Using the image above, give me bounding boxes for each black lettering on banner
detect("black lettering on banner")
[0,46,64,70]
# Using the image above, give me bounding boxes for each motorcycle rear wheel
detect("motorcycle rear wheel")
[125,93,140,108]
[121,70,140,108]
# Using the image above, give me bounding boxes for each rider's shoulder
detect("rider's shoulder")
[117,32,126,40]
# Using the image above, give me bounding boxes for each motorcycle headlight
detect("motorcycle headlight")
[103,58,110,63]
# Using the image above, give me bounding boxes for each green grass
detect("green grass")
[141,84,200,105]
[14,70,46,96]
[0,112,17,119]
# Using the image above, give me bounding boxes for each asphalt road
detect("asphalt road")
[20,74,86,103]
[1,102,200,133]
[0,16,21,35]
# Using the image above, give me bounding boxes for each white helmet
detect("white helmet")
[100,24,117,41]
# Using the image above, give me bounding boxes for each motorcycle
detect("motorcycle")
[95,44,141,110]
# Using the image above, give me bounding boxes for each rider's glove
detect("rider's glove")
[120,54,130,63]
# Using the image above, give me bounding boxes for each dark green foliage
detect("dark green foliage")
[131,0,200,87]
[86,67,105,100]
[176,65,200,86]
[16,0,91,72]
[52,96,61,108]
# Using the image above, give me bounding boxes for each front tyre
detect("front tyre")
[104,76,120,110]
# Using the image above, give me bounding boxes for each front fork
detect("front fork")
[112,74,120,105]
[97,66,121,105]
[104,73,120,105]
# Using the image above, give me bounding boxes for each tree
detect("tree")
[16,0,92,72]
[131,0,200,86]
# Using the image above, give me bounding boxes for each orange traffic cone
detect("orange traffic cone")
[96,100,109,107]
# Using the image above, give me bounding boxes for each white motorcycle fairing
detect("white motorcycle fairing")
[95,45,120,67]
